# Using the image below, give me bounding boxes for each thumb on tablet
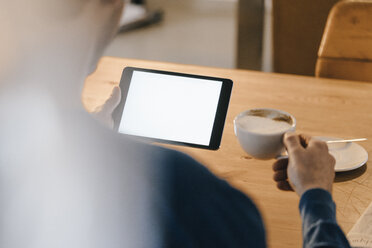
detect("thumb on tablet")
[102,86,121,113]
[91,86,122,129]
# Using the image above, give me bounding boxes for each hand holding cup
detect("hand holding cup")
[272,133,336,196]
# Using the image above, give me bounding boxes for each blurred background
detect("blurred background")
[105,0,345,77]
[104,0,240,69]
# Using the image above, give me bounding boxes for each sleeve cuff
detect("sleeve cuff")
[299,188,336,223]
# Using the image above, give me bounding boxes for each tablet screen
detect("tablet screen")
[114,67,233,150]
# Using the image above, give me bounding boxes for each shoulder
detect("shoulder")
[93,133,267,247]
[141,144,266,247]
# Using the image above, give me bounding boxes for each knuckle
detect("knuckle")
[312,140,322,147]
[272,158,289,171]
[291,147,303,155]
[273,171,287,181]
[313,140,328,150]
[277,181,286,190]
[272,161,280,171]
[273,173,280,181]
[329,155,336,166]
[285,134,297,143]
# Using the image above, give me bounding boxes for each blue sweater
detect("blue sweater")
[300,189,351,248]
[148,146,351,247]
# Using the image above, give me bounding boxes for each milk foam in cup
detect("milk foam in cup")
[234,108,296,159]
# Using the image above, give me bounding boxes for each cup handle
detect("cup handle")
[276,155,288,160]
[276,150,288,160]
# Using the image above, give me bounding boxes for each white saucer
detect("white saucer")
[316,137,368,172]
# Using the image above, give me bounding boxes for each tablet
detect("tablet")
[113,67,233,150]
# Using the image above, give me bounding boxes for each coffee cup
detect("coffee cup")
[234,108,296,159]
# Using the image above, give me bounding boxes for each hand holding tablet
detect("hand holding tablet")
[113,67,233,150]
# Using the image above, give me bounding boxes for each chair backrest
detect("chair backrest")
[272,0,340,76]
[316,0,372,82]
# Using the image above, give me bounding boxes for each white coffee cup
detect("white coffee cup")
[234,108,296,159]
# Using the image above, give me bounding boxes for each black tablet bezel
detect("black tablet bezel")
[113,67,233,150]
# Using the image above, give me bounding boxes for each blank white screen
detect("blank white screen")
[119,71,223,145]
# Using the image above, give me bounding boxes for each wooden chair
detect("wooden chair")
[237,0,340,74]
[316,0,372,82]
[272,0,340,76]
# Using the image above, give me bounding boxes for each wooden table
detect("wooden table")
[83,56,372,248]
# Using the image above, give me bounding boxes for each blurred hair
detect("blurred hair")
[0,0,123,80]
[41,0,123,19]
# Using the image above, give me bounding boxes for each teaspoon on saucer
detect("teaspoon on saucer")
[325,138,367,144]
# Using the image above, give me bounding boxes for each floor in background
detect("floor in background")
[104,0,237,69]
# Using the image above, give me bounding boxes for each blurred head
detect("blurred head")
[0,0,124,80]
